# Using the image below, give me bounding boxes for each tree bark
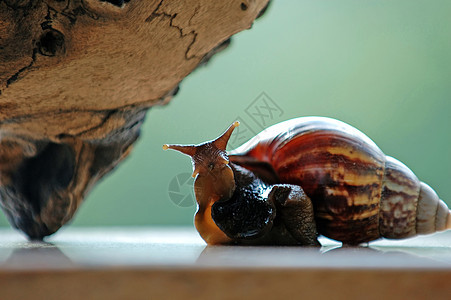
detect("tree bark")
[0,0,270,239]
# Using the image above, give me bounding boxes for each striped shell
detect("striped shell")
[229,117,450,244]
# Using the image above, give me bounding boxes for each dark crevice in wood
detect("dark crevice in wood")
[1,142,76,240]
[145,1,198,60]
[2,0,33,10]
[100,0,130,8]
[145,0,165,23]
[16,143,75,210]
[75,109,119,137]
[44,0,99,25]
[37,29,65,56]
[5,48,37,87]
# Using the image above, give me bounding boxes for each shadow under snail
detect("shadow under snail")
[163,117,451,246]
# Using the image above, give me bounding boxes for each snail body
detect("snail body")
[164,117,450,245]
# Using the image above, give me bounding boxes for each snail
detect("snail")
[163,117,451,246]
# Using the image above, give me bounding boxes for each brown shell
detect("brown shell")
[229,117,450,244]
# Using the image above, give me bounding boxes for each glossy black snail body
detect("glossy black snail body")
[164,117,450,246]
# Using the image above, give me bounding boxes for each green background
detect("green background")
[1,0,450,230]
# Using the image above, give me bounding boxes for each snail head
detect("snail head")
[163,121,239,178]
[164,121,239,206]
[164,122,240,244]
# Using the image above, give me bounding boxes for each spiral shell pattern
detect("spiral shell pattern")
[230,117,450,244]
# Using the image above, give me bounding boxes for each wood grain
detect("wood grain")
[0,228,450,300]
[0,0,270,239]
[1,269,450,300]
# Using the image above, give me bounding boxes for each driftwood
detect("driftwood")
[0,0,270,239]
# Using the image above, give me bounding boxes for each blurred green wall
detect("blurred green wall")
[1,0,450,229]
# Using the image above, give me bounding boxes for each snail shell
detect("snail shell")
[229,117,450,244]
